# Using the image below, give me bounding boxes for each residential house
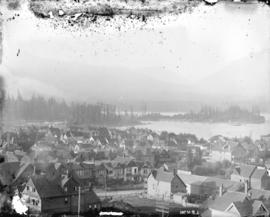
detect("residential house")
[264,159,270,175]
[206,191,269,217]
[210,141,247,163]
[95,163,107,185]
[241,142,258,163]
[147,167,186,200]
[21,174,101,216]
[248,188,270,201]
[124,160,140,182]
[39,130,58,146]
[232,143,249,163]
[147,134,154,142]
[255,140,269,152]
[231,165,270,190]
[103,162,114,179]
[154,150,174,168]
[68,162,95,186]
[177,171,207,195]
[210,142,233,162]
[152,139,167,151]
[139,161,152,182]
[113,162,125,180]
[177,171,241,197]
[231,164,257,187]
[250,168,270,190]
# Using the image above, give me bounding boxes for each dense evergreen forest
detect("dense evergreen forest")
[140,105,265,123]
[2,94,131,126]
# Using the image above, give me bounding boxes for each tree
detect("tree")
[17,127,38,152]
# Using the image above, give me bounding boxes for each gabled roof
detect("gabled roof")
[113,156,134,165]
[234,164,257,178]
[251,168,267,180]
[156,170,175,183]
[155,169,185,188]
[54,162,62,170]
[83,188,101,204]
[209,191,248,211]
[248,189,270,200]
[211,140,238,152]
[81,162,95,169]
[151,170,158,179]
[14,162,33,183]
[127,160,138,167]
[60,175,69,187]
[141,161,152,168]
[203,177,240,191]
[95,163,107,171]
[233,200,253,216]
[104,162,113,170]
[30,175,65,198]
[252,200,269,216]
[177,172,239,192]
[113,162,125,169]
[177,172,207,185]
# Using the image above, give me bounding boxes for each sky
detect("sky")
[1,1,270,111]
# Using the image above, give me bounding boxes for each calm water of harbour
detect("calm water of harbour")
[120,113,270,140]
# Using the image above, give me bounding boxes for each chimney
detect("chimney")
[244,180,249,195]
[33,164,36,176]
[219,184,223,197]
[173,168,177,176]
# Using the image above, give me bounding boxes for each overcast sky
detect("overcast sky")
[1,1,270,109]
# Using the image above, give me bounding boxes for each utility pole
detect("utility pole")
[105,171,107,198]
[78,186,81,217]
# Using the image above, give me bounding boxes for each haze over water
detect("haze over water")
[118,113,270,140]
[2,1,270,108]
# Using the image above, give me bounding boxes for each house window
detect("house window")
[33,188,36,192]
[32,199,35,205]
[36,200,39,206]
[26,186,30,191]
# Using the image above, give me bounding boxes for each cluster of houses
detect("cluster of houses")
[208,135,270,165]
[1,124,270,216]
[20,171,101,216]
[147,163,270,217]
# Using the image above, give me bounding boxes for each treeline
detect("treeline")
[3,94,125,125]
[140,105,265,124]
[176,105,265,123]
